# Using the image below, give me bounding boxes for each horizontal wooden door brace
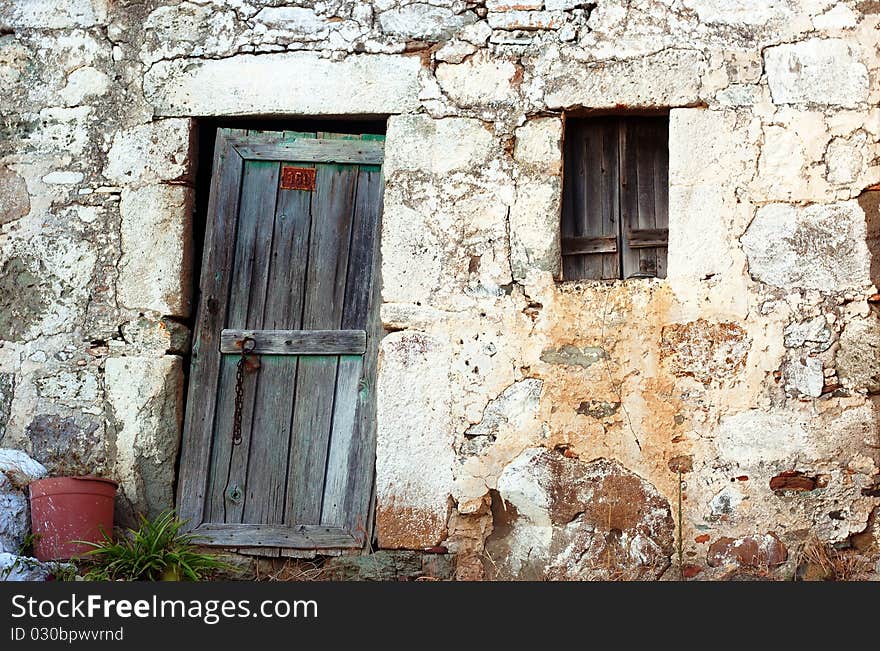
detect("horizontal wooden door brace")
[220,329,367,355]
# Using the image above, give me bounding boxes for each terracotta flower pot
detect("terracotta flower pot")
[28,476,118,561]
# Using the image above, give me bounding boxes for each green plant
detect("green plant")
[79,511,229,581]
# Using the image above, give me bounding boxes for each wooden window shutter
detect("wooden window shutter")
[561,116,668,280]
[561,118,621,280]
[619,117,669,279]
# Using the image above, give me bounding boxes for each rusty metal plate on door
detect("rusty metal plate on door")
[280,166,316,191]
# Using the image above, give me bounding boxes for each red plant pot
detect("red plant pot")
[28,476,118,561]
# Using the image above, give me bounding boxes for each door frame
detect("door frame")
[176,128,384,551]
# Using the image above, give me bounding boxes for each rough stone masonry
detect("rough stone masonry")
[0,0,879,580]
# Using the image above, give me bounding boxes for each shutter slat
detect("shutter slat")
[561,235,618,255]
[626,228,668,248]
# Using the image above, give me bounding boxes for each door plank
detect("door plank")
[177,128,245,530]
[237,130,313,556]
[205,159,280,524]
[321,165,383,527]
[192,523,360,548]
[285,161,359,525]
[242,157,314,528]
[220,329,366,354]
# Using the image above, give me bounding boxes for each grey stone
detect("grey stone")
[784,356,824,398]
[0,474,28,554]
[25,416,103,475]
[784,317,832,352]
[539,345,606,368]
[0,374,13,441]
[0,449,47,487]
[324,550,424,581]
[378,4,476,41]
[837,317,880,393]
[0,257,51,342]
[0,553,50,581]
[0,166,30,225]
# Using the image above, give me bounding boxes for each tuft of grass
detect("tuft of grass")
[78,511,230,581]
[796,535,873,582]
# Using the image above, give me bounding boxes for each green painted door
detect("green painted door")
[177,128,384,552]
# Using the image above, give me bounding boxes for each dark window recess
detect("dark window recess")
[561,116,669,280]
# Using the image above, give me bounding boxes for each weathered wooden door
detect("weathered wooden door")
[177,128,384,552]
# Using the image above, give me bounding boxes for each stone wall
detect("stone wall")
[1,0,878,579]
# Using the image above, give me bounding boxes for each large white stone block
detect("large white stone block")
[105,356,184,518]
[144,52,422,117]
[377,4,476,40]
[0,449,47,486]
[104,119,194,187]
[543,49,707,109]
[375,331,455,548]
[764,38,868,107]
[118,185,192,317]
[384,114,496,177]
[436,51,520,107]
[2,0,104,29]
[741,201,872,291]
[509,177,561,281]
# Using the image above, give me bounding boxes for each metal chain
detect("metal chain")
[231,337,255,446]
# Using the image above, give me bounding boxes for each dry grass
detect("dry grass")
[258,559,331,582]
[796,536,874,581]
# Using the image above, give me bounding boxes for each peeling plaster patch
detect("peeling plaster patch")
[488,450,674,580]
[462,379,542,456]
[660,319,750,384]
[540,345,606,368]
[715,411,811,466]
